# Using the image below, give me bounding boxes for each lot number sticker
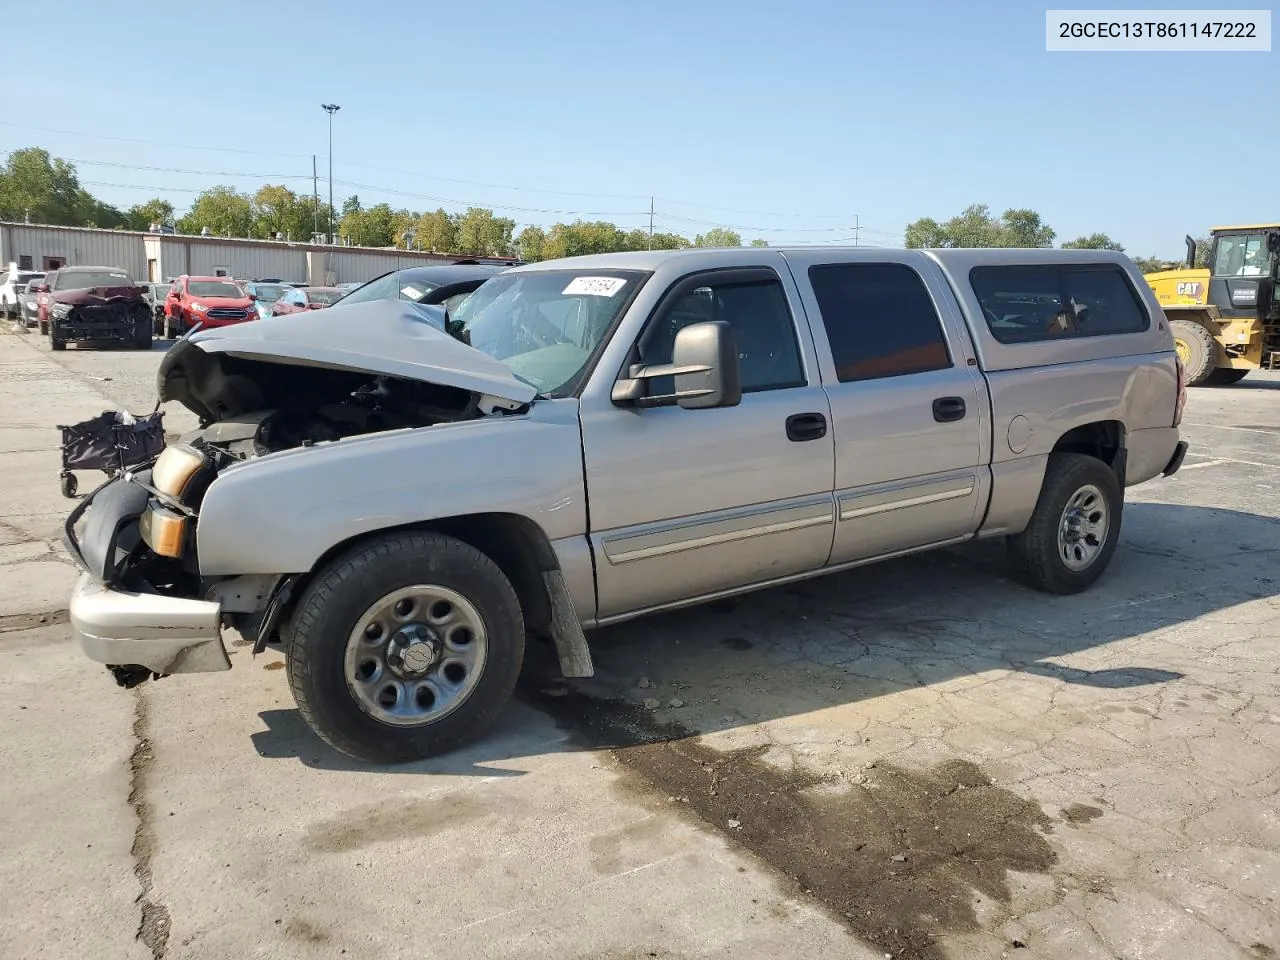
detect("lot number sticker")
[563,276,627,297]
[401,285,424,300]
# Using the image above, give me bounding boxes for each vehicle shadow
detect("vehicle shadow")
[1206,377,1280,391]
[249,500,1278,772]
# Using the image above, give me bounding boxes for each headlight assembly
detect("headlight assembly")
[51,303,72,318]
[152,444,213,501]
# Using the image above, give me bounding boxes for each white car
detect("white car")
[1,267,45,321]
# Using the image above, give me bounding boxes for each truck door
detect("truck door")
[1208,231,1269,317]
[579,265,836,621]
[782,250,990,565]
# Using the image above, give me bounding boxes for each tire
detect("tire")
[1007,452,1123,595]
[284,531,525,764]
[1169,318,1217,386]
[1203,367,1249,386]
[60,473,78,498]
[133,309,153,350]
[50,321,66,350]
[37,318,48,336]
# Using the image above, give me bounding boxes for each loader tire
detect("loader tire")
[1203,368,1248,386]
[1169,318,1216,386]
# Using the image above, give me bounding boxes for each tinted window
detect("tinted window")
[640,276,804,393]
[808,263,951,382]
[53,269,133,290]
[333,270,403,306]
[1212,233,1267,276]
[970,265,1148,343]
[188,281,243,298]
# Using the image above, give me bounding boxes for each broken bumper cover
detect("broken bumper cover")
[70,572,230,674]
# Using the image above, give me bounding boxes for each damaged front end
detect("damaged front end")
[67,300,537,685]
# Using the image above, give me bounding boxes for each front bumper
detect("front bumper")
[66,475,229,674]
[70,573,230,674]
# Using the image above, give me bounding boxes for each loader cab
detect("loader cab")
[1206,225,1280,320]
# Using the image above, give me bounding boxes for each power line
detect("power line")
[3,121,877,223]
[0,121,313,159]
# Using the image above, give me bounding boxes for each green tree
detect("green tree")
[415,208,459,253]
[455,207,516,257]
[516,225,547,261]
[1062,233,1124,251]
[0,147,123,227]
[749,239,769,247]
[905,204,1055,248]
[253,184,317,241]
[177,186,254,237]
[1193,236,1211,268]
[693,227,742,248]
[124,198,175,232]
[341,202,398,247]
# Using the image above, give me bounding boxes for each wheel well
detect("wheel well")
[287,514,557,635]
[1052,421,1124,471]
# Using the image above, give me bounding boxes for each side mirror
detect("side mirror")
[246,293,257,301]
[28,282,47,293]
[611,321,742,410]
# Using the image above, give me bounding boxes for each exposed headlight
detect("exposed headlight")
[189,302,209,313]
[51,303,72,317]
[152,444,211,500]
[139,501,186,558]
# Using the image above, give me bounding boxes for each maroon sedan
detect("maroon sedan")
[269,286,345,316]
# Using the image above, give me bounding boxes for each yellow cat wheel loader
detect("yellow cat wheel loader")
[1144,224,1280,386]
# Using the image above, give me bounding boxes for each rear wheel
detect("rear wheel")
[37,318,48,336]
[284,531,525,764]
[1007,452,1122,594]
[1169,318,1217,386]
[1203,367,1249,386]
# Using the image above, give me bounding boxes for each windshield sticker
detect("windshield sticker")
[562,276,626,297]
[401,285,424,300]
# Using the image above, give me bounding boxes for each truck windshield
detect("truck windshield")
[447,269,646,397]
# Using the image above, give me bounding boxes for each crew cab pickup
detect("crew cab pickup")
[65,247,1188,763]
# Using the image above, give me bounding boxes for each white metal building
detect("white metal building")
[0,222,517,285]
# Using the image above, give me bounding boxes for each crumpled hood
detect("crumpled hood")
[52,285,145,305]
[158,298,537,421]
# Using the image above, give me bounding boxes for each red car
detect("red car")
[269,286,345,316]
[163,276,257,336]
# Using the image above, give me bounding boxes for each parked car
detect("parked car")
[64,247,1188,763]
[2,268,45,320]
[135,282,173,334]
[36,266,152,350]
[242,281,291,320]
[332,264,504,315]
[32,271,57,332]
[16,274,47,326]
[163,276,257,337]
[269,286,345,316]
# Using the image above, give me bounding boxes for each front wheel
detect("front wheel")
[49,321,66,350]
[1007,452,1122,594]
[284,531,525,764]
[133,309,153,350]
[37,318,48,336]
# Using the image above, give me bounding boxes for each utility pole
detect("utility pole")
[312,155,319,240]
[321,104,341,242]
[853,214,861,247]
[648,197,654,250]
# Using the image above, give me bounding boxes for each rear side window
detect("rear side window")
[807,263,952,382]
[970,265,1149,344]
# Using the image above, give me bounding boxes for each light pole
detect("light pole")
[321,103,340,242]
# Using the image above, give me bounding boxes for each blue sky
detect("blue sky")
[6,0,1275,257]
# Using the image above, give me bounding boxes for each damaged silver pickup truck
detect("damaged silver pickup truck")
[66,247,1188,763]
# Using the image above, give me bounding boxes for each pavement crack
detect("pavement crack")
[128,689,171,959]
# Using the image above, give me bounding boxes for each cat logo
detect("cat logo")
[1176,281,1203,299]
